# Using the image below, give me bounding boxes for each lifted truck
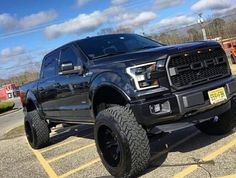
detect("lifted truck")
[20,34,236,178]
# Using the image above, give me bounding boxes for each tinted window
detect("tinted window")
[60,47,78,67]
[77,34,162,59]
[41,52,58,79]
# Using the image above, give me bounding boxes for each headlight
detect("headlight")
[126,62,159,90]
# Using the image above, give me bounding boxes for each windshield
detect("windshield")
[76,34,162,59]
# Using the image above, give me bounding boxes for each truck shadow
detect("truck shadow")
[47,123,235,177]
[49,124,94,145]
[145,127,235,175]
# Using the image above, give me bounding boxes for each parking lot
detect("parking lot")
[0,109,236,178]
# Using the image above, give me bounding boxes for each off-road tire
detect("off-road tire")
[94,106,150,178]
[24,110,49,149]
[196,108,235,135]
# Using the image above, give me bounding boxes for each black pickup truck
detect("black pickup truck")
[20,33,236,178]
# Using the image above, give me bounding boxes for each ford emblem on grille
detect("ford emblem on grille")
[167,47,230,89]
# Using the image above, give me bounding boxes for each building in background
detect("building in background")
[0,84,20,100]
[222,37,236,52]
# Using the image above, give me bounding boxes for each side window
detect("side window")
[60,47,79,69]
[41,52,58,79]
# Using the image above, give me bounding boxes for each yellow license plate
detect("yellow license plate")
[208,87,227,104]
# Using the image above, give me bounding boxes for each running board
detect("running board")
[151,117,211,133]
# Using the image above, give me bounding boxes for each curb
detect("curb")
[0,108,22,117]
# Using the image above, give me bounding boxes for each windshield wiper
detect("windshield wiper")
[92,46,159,59]
[131,46,159,52]
[93,51,127,59]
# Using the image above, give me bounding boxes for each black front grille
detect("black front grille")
[167,47,230,90]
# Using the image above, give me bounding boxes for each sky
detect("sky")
[0,0,236,79]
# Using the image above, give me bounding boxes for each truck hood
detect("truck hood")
[91,41,220,68]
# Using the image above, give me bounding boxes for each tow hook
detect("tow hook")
[213,116,219,123]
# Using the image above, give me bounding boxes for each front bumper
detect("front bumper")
[130,76,236,128]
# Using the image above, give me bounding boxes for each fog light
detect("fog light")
[149,101,171,115]
[149,104,161,114]
[154,104,161,113]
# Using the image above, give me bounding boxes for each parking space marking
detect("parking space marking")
[47,143,95,163]
[58,157,100,178]
[40,132,93,153]
[32,148,58,178]
[32,128,202,178]
[172,137,236,178]
[57,130,200,177]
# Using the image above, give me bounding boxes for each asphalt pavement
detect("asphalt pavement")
[0,97,23,139]
[0,109,24,138]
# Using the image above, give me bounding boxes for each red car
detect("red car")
[231,45,236,64]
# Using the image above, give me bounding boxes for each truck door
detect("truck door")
[55,45,91,122]
[38,52,59,118]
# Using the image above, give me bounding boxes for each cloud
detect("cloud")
[77,0,92,6]
[111,0,128,5]
[44,11,107,39]
[0,13,18,31]
[153,15,196,30]
[43,3,156,39]
[44,6,123,39]
[0,10,58,32]
[191,0,233,12]
[1,55,40,79]
[154,0,184,10]
[0,46,25,60]
[0,48,45,78]
[19,10,58,29]
[116,11,156,29]
[214,6,236,16]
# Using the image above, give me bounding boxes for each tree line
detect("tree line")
[149,15,236,45]
[0,71,39,87]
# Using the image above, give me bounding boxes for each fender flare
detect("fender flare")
[89,72,135,118]
[89,71,133,104]
[25,91,44,119]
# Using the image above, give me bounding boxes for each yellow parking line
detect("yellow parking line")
[32,148,58,178]
[40,132,93,154]
[34,128,200,178]
[47,143,95,163]
[172,137,236,178]
[58,130,200,177]
[58,158,100,178]
[218,174,236,178]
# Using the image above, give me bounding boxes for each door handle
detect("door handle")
[53,83,61,87]
[38,87,44,92]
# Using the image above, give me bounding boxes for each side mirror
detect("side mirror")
[61,62,74,72]
[60,62,84,75]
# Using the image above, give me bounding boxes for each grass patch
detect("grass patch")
[3,125,25,140]
[0,101,15,113]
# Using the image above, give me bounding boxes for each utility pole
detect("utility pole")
[141,25,145,36]
[198,13,207,40]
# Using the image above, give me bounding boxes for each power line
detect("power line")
[0,62,40,70]
[0,0,150,39]
[0,1,235,41]
[0,19,67,39]
[0,48,47,60]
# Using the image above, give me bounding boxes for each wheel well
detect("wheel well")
[93,86,128,116]
[26,99,36,112]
